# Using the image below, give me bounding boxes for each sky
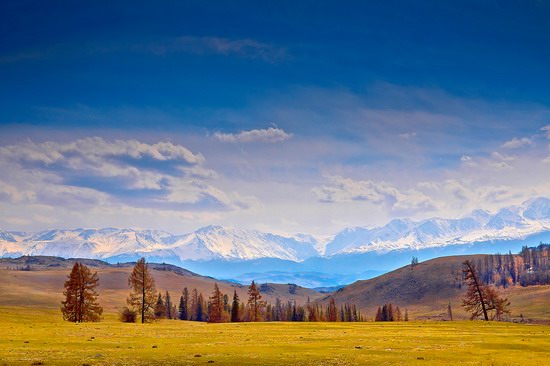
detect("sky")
[1,1,550,236]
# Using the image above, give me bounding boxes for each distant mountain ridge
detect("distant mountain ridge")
[1,197,549,267]
[325,197,550,256]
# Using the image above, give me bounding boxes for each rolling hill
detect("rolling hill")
[317,254,550,323]
[0,256,321,313]
[0,198,549,289]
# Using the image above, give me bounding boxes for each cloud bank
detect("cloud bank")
[213,127,293,143]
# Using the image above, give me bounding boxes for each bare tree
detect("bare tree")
[61,262,102,322]
[127,258,157,323]
[484,286,511,321]
[463,259,511,321]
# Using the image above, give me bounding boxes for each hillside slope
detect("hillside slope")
[0,256,321,312]
[317,255,550,322]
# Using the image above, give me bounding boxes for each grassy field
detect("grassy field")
[0,307,548,365]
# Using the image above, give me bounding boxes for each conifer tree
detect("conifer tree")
[375,306,383,321]
[327,298,338,322]
[61,262,103,322]
[247,281,264,322]
[197,293,205,321]
[190,288,199,321]
[352,304,358,322]
[223,294,230,312]
[462,260,489,320]
[484,286,511,320]
[154,292,166,319]
[274,298,283,321]
[179,288,189,320]
[127,258,156,323]
[208,283,224,323]
[165,291,172,319]
[231,290,240,322]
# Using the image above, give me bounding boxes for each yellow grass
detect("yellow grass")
[0,306,548,365]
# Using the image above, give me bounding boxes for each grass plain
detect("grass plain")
[0,306,548,366]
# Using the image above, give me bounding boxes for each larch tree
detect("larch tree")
[462,260,511,321]
[375,306,383,321]
[127,257,157,323]
[247,280,264,322]
[179,287,189,320]
[165,291,173,319]
[327,298,338,322]
[190,288,199,321]
[154,292,166,319]
[231,289,240,322]
[462,260,489,321]
[61,262,103,322]
[484,286,511,321]
[197,293,205,321]
[208,283,224,323]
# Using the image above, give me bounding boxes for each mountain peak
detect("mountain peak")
[523,197,550,220]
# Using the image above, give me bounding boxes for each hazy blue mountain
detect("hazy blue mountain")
[1,197,549,287]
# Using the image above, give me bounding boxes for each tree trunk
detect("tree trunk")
[466,261,489,321]
[142,270,145,323]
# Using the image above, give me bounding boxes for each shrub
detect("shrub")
[120,307,137,323]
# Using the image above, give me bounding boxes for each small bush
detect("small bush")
[120,307,137,323]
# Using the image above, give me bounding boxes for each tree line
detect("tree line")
[131,278,366,323]
[61,257,366,323]
[374,303,409,321]
[452,243,550,289]
[61,255,515,323]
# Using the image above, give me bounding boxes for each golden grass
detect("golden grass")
[0,306,548,365]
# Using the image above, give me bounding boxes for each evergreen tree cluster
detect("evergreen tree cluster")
[166,280,364,323]
[374,303,406,322]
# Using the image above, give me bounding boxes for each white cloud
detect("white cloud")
[213,127,293,143]
[502,137,533,149]
[398,132,417,139]
[313,176,436,214]
[1,137,204,166]
[0,137,257,217]
[461,152,518,170]
[460,155,478,167]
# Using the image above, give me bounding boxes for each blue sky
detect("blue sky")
[1,1,549,235]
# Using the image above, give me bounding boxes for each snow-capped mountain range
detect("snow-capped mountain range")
[1,197,549,264]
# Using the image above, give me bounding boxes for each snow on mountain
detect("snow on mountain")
[1,197,549,262]
[292,233,334,256]
[165,226,319,261]
[523,197,550,220]
[485,208,528,230]
[333,199,550,255]
[0,229,16,242]
[0,226,319,263]
[324,218,417,256]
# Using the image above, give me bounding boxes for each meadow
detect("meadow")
[0,307,548,366]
